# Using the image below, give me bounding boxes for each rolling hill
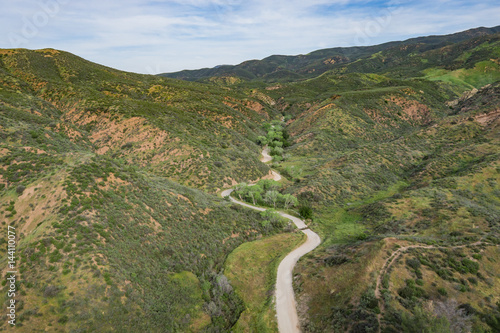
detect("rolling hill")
[0,25,499,332]
[0,48,283,331]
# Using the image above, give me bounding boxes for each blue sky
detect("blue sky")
[0,0,499,74]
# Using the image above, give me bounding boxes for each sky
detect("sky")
[0,0,499,74]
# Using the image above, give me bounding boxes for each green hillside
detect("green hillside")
[160,26,500,82]
[251,34,500,332]
[1,25,500,333]
[0,48,285,331]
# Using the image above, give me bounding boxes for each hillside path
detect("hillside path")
[374,240,484,332]
[260,146,272,163]
[221,149,320,333]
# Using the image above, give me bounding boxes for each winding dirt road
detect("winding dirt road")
[221,148,320,333]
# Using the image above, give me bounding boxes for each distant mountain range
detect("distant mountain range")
[160,25,500,82]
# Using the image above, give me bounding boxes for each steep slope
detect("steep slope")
[191,29,499,332]
[260,58,500,332]
[0,49,285,331]
[0,48,278,192]
[286,82,499,332]
[167,26,500,332]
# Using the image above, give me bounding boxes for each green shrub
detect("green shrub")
[299,205,313,219]
[437,287,448,296]
[58,315,68,324]
[16,185,26,194]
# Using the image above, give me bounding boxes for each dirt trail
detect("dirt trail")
[260,146,281,181]
[261,146,273,163]
[222,148,320,333]
[374,241,483,332]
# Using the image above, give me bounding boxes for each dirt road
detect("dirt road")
[221,152,320,333]
[261,146,273,163]
[260,146,281,181]
[275,227,320,332]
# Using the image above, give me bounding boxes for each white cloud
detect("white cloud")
[0,0,498,73]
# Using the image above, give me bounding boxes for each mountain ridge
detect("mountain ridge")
[159,25,500,81]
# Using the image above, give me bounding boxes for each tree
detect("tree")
[433,299,473,333]
[257,136,268,146]
[283,194,298,209]
[271,146,284,156]
[264,190,280,208]
[235,182,247,201]
[262,123,273,131]
[271,141,283,148]
[272,123,283,130]
[260,209,285,229]
[216,274,233,294]
[16,185,26,195]
[272,155,283,162]
[259,218,271,230]
[267,130,277,141]
[247,185,262,205]
[258,179,280,192]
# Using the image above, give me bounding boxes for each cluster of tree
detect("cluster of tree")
[233,179,298,209]
[257,120,290,162]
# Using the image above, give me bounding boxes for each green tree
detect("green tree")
[247,185,262,205]
[258,179,281,192]
[262,123,273,131]
[257,136,268,146]
[260,209,286,229]
[271,141,283,148]
[264,190,280,208]
[283,194,298,209]
[299,205,313,219]
[271,146,284,156]
[272,155,284,162]
[235,182,248,201]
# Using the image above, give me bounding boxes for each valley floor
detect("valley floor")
[222,149,321,333]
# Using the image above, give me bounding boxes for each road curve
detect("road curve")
[261,146,273,163]
[260,146,282,181]
[221,165,320,333]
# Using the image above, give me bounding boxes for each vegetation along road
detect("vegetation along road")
[221,148,321,333]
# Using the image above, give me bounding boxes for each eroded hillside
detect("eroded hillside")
[0,49,283,331]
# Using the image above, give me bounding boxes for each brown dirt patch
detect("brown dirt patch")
[96,173,130,190]
[387,96,431,124]
[15,177,68,236]
[62,109,174,157]
[222,177,239,188]
[222,233,240,244]
[200,208,213,215]
[475,109,500,126]
[0,148,10,157]
[21,146,47,154]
